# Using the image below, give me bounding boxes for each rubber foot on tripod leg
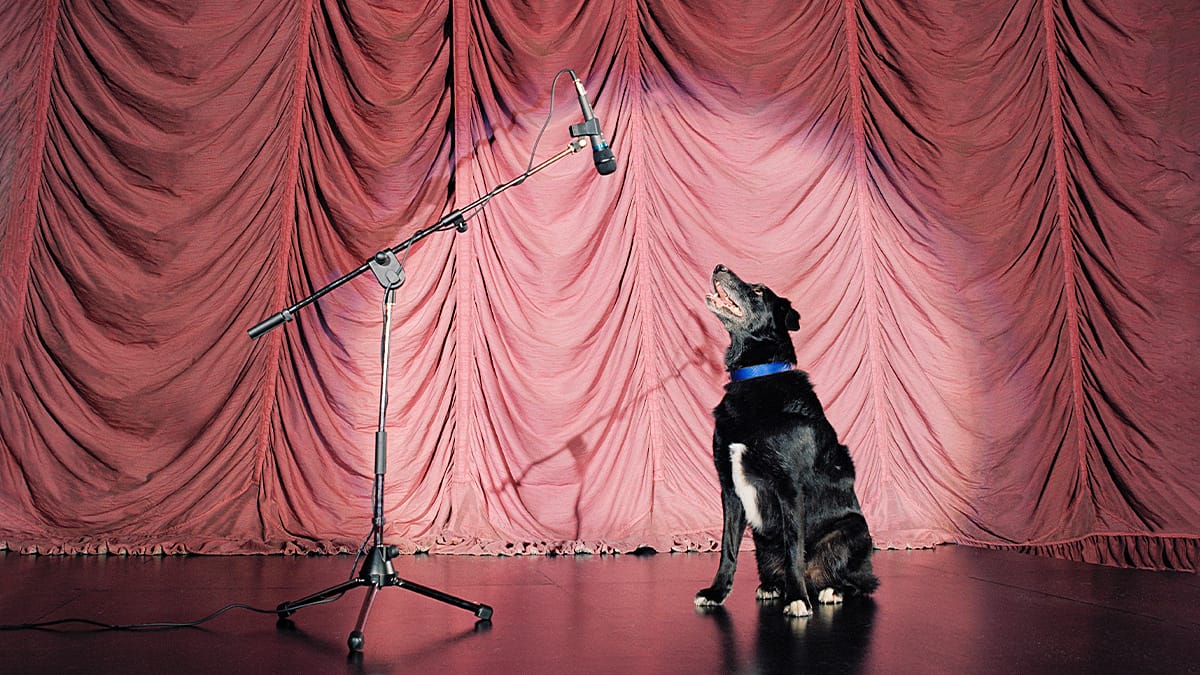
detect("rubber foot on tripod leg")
[475,604,494,621]
[348,630,365,651]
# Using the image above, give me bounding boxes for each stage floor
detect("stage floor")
[0,545,1196,673]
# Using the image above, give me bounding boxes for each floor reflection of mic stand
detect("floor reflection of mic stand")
[248,138,588,653]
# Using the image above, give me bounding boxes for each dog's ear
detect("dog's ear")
[772,296,801,332]
[785,307,800,332]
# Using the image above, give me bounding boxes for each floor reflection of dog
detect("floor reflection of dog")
[695,265,878,617]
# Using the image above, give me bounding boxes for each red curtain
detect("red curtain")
[1,0,1197,570]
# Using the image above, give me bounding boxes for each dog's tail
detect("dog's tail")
[806,514,879,595]
[843,561,880,595]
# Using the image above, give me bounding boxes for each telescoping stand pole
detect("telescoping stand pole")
[250,138,588,653]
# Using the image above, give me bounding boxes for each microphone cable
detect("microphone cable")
[456,67,575,225]
[0,594,342,633]
[0,536,378,633]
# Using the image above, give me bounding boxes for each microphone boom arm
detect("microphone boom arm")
[247,137,588,339]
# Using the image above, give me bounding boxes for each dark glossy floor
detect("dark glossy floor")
[0,545,1197,674]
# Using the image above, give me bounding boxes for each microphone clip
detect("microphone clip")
[569,118,602,139]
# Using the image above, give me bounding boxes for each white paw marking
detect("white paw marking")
[784,599,812,617]
[817,588,844,604]
[756,586,782,600]
[694,595,723,607]
[729,443,762,530]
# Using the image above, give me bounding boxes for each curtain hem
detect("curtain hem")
[0,532,723,557]
[959,534,1199,573]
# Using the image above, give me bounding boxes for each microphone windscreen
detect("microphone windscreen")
[594,146,617,175]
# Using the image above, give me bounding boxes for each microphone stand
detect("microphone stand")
[252,137,588,653]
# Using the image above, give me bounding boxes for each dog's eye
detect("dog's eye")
[753,286,763,296]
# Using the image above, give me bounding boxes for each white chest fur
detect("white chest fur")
[728,443,763,530]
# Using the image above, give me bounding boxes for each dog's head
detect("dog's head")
[706,265,800,369]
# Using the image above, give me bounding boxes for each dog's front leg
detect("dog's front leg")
[780,491,813,617]
[695,485,746,608]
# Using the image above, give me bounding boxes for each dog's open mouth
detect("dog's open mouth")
[707,280,744,318]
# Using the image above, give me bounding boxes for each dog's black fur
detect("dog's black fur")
[695,265,878,617]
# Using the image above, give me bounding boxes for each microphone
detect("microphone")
[569,71,617,175]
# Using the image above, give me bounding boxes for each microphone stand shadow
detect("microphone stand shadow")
[495,308,718,546]
[249,138,589,654]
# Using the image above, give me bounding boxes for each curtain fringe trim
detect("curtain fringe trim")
[4,532,1195,572]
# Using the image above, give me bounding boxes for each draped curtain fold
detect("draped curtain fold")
[1,0,1197,570]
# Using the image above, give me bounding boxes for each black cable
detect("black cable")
[347,527,374,580]
[0,569,360,629]
[0,592,348,633]
[457,67,572,224]
[526,68,572,174]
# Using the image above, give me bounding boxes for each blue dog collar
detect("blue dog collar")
[730,362,792,382]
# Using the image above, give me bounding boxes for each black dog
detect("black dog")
[695,265,878,617]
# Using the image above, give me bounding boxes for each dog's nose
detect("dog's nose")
[714,264,727,274]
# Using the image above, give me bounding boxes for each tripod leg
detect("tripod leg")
[277,578,366,619]
[392,576,494,620]
[347,584,379,652]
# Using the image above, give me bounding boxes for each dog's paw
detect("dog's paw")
[694,588,727,607]
[755,585,783,601]
[783,599,812,617]
[816,588,844,605]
